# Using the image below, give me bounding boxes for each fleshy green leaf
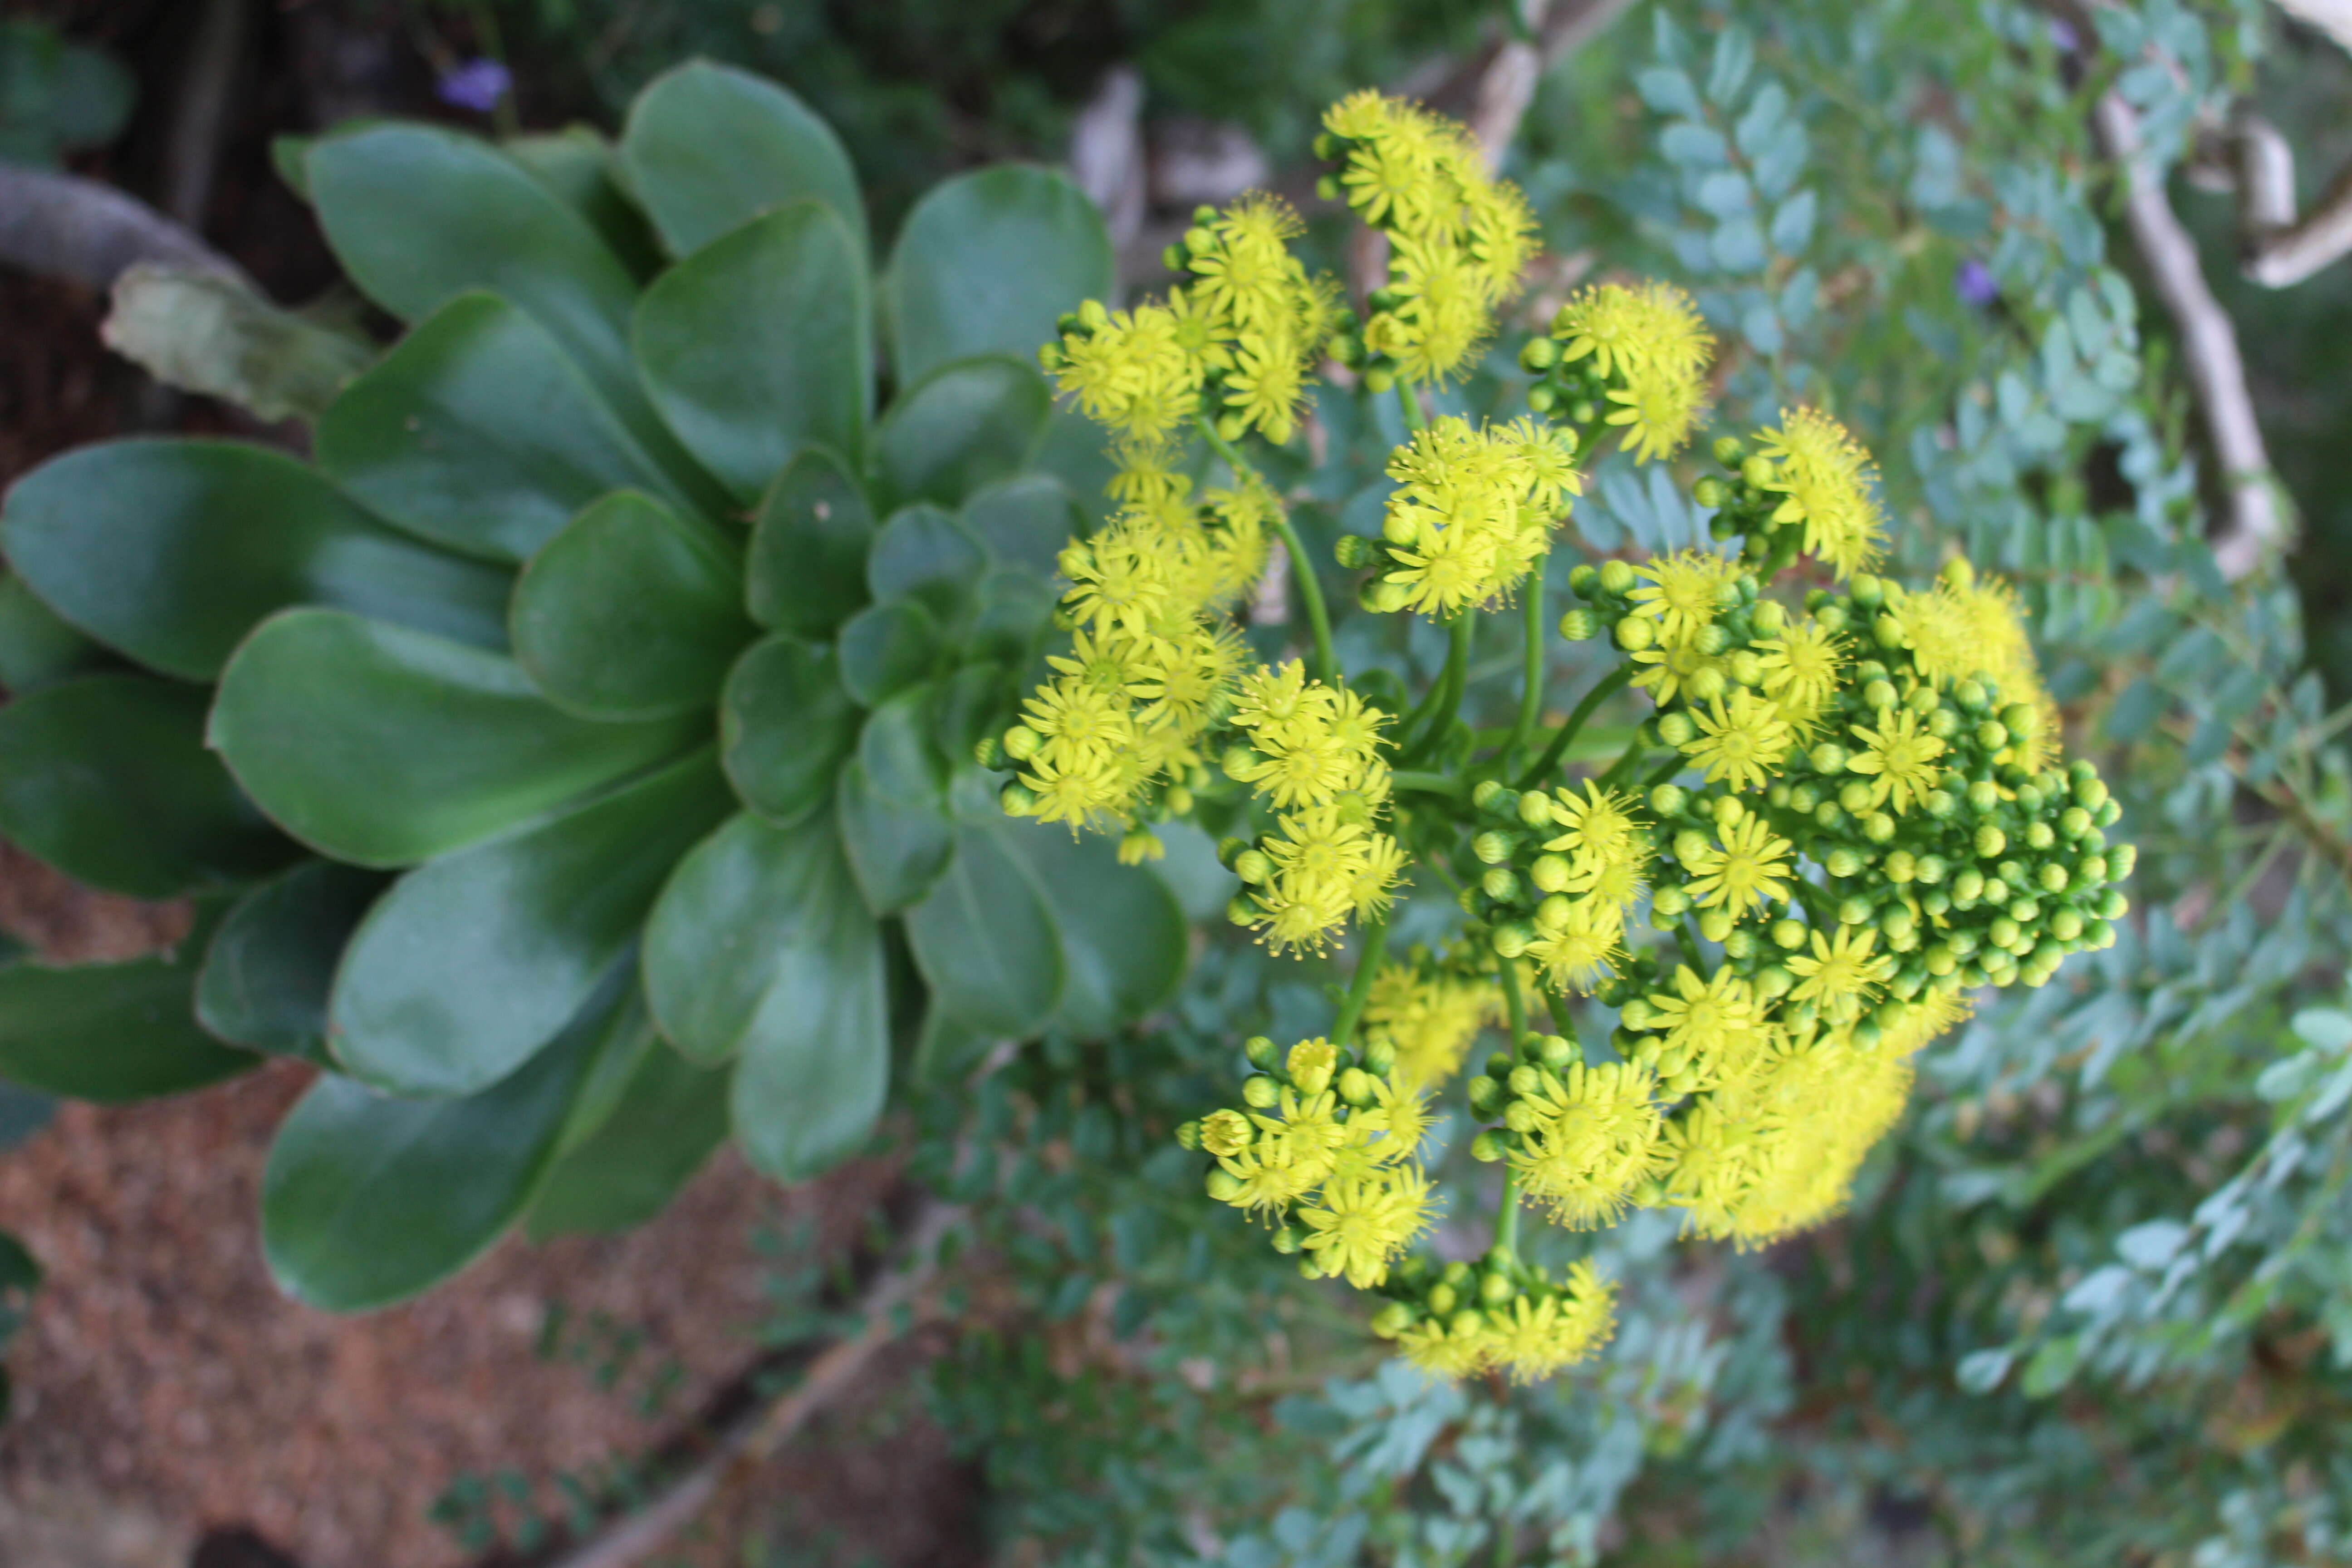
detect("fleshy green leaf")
[511,491,751,720]
[634,202,871,503]
[0,904,256,1102]
[620,62,867,261]
[526,1041,732,1239]
[315,292,692,564]
[0,674,297,898]
[868,504,988,626]
[837,759,954,916]
[211,608,705,868]
[0,571,103,692]
[964,567,1057,667]
[837,598,941,709]
[904,822,1063,1036]
[872,356,1050,511]
[262,963,636,1312]
[329,748,734,1098]
[745,447,874,637]
[196,860,388,1065]
[1004,828,1186,1036]
[304,124,721,514]
[881,166,1111,386]
[502,127,664,279]
[719,634,858,829]
[0,439,511,681]
[641,811,888,1179]
[962,473,1083,577]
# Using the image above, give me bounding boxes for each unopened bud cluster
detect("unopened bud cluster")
[1362,1246,1616,1382]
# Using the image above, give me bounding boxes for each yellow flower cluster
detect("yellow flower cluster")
[1377,1257,1617,1383]
[1002,462,1273,834]
[1366,416,1582,618]
[1751,407,1889,579]
[1359,948,1501,1090]
[1882,559,2059,774]
[1320,90,1540,385]
[1494,781,1652,995]
[1224,662,1406,955]
[1195,1036,1436,1288]
[1547,280,1715,461]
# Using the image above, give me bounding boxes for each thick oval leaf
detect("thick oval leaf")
[196,860,389,1064]
[0,571,103,692]
[1006,829,1187,1036]
[0,674,297,898]
[305,125,722,514]
[503,127,664,279]
[0,440,511,680]
[719,634,858,828]
[620,63,867,260]
[634,202,872,502]
[0,904,255,1102]
[211,609,705,867]
[526,1042,732,1239]
[868,504,987,624]
[316,293,690,564]
[837,598,941,709]
[511,491,751,720]
[745,447,874,637]
[934,660,1014,766]
[965,567,1057,667]
[329,748,735,1098]
[640,811,888,1178]
[904,823,1063,1036]
[962,473,1082,578]
[836,759,953,916]
[882,166,1112,386]
[262,964,633,1312]
[872,356,1050,511]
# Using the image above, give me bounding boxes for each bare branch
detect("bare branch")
[0,163,249,293]
[2273,0,2352,56]
[542,1200,964,1568]
[2095,92,2286,581]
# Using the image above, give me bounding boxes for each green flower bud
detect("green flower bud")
[1694,623,1732,657]
[1234,848,1273,885]
[1471,779,1509,813]
[2015,783,2044,813]
[1491,922,1534,959]
[1864,812,1896,843]
[1174,1119,1202,1151]
[1651,883,1692,918]
[1568,563,1600,598]
[1619,997,1657,1030]
[1865,678,1899,709]
[1503,1100,1539,1134]
[1906,683,1940,715]
[1918,789,1955,821]
[1752,598,1788,635]
[1790,784,1820,813]
[1482,867,1520,902]
[1466,1075,1501,1118]
[1754,964,1795,999]
[1656,710,1697,746]
[2109,843,2137,879]
[2001,702,2036,734]
[1988,916,2020,950]
[2096,798,2123,827]
[2099,888,2130,919]
[1927,707,1960,739]
[1245,1034,1281,1068]
[1917,854,1951,886]
[1924,944,1957,977]
[1333,534,1377,569]
[1692,475,1729,509]
[1824,846,1863,878]
[1883,907,1918,945]
[1615,615,1656,651]
[1698,907,1736,943]
[1955,679,1990,712]
[1362,1036,1397,1075]
[1205,1169,1244,1202]
[2076,775,2111,811]
[1975,826,2007,858]
[1838,895,1872,925]
[1650,783,1689,817]
[1519,335,1560,371]
[1723,925,1759,959]
[1558,608,1598,641]
[1952,867,1984,905]
[1598,559,1637,596]
[1838,780,1875,813]
[1539,1034,1578,1068]
[1271,1225,1304,1254]
[2078,854,2108,884]
[1428,1281,1460,1315]
[1479,1269,1517,1305]
[2023,821,2053,851]
[2037,863,2069,893]
[1810,742,1848,774]
[1469,1130,1508,1163]
[1816,603,1850,633]
[1519,790,1556,828]
[1885,850,1917,884]
[999,780,1038,817]
[1814,801,1846,831]
[1242,1074,1280,1109]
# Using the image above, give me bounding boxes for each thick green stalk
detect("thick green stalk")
[1197,415,1335,685]
[1330,916,1390,1050]
[1495,957,1527,1254]
[1391,769,1465,797]
[1403,614,1473,764]
[1594,732,1647,791]
[1394,378,1427,433]
[1518,666,1633,790]
[1505,557,1547,763]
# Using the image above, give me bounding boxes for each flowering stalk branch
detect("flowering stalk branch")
[1330,916,1392,1050]
[1494,957,1528,1253]
[1507,556,1548,763]
[1403,614,1475,764]
[1394,378,1428,433]
[1392,769,1467,797]
[1200,415,1337,684]
[1517,666,1632,789]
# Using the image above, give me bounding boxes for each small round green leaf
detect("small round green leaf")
[719,634,858,828]
[961,473,1083,577]
[512,491,752,720]
[1005,828,1187,1036]
[868,503,987,624]
[262,964,635,1312]
[836,759,953,916]
[0,674,297,898]
[640,811,889,1180]
[0,571,103,693]
[0,904,256,1102]
[904,823,1064,1037]
[872,356,1050,511]
[525,1042,732,1239]
[620,62,868,260]
[634,202,872,503]
[196,860,389,1064]
[836,598,941,709]
[745,447,875,637]
[316,293,691,564]
[305,124,723,515]
[881,165,1111,386]
[0,440,512,681]
[211,608,706,867]
[329,748,735,1098]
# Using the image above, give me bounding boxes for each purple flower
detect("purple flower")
[1955,258,1998,309]
[2047,18,2080,54]
[438,58,511,114]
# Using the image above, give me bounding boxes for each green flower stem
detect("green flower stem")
[1505,556,1548,764]
[1391,770,1465,797]
[1330,915,1390,1050]
[1517,666,1633,790]
[1540,981,1581,1049]
[1675,921,1705,972]
[1394,378,1427,433]
[1495,956,1528,1254]
[1403,614,1474,764]
[1642,753,1686,790]
[1594,733,1647,790]
[1198,416,1335,686]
